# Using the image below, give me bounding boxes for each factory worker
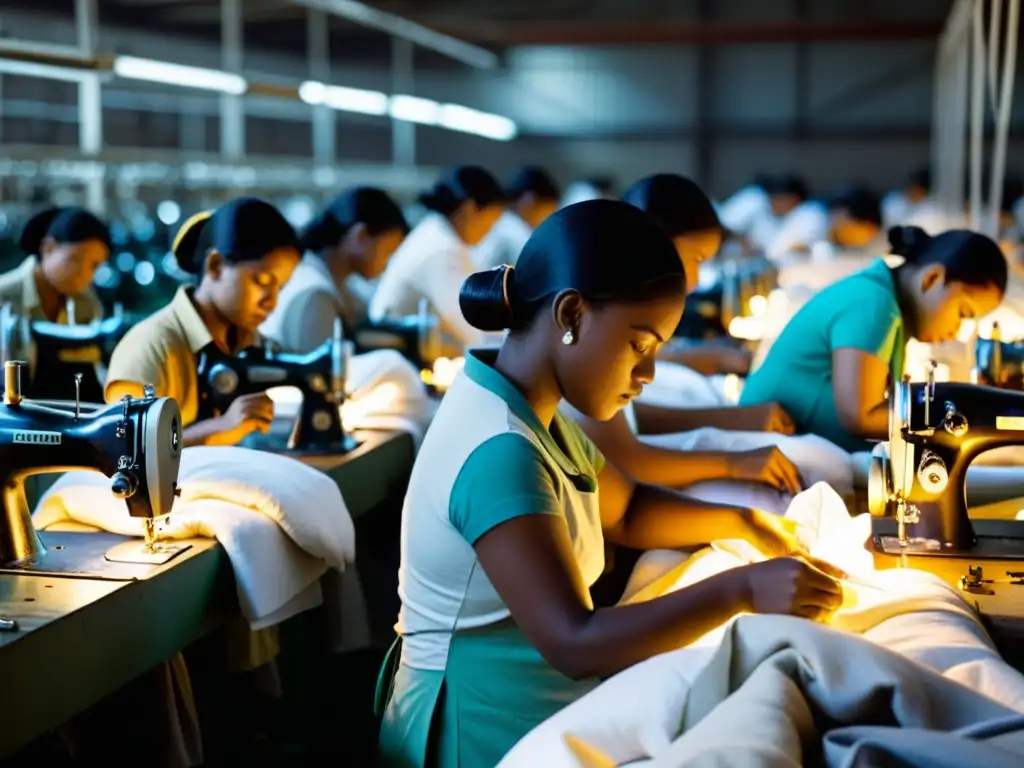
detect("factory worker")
[1,206,110,400]
[369,165,505,347]
[716,173,773,238]
[472,165,560,271]
[563,174,802,506]
[740,226,1006,452]
[827,185,884,251]
[376,200,844,768]
[260,187,408,352]
[106,197,301,449]
[749,175,831,261]
[881,167,931,229]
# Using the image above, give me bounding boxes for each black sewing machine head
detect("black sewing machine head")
[0,301,129,402]
[975,328,1024,390]
[196,317,354,454]
[868,367,1024,559]
[0,360,185,574]
[354,298,443,371]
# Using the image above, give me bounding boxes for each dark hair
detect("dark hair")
[908,167,932,192]
[19,206,111,256]
[459,199,685,333]
[750,173,775,191]
[418,165,505,217]
[505,166,560,202]
[767,174,809,201]
[828,185,882,226]
[301,187,409,253]
[889,225,1008,294]
[622,174,722,238]
[172,196,299,276]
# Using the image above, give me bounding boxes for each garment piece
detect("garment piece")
[260,253,365,352]
[472,210,533,271]
[378,348,607,767]
[740,258,904,452]
[499,483,1024,768]
[369,212,487,347]
[34,446,356,630]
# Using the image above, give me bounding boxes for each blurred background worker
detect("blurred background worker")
[473,166,561,270]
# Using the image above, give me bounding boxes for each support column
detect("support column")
[391,37,415,168]
[75,0,105,214]
[694,0,713,189]
[308,8,336,165]
[220,0,245,160]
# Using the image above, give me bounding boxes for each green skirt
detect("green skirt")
[376,621,598,768]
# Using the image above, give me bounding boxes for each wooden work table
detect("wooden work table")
[0,428,415,758]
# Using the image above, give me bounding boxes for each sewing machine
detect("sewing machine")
[677,255,778,340]
[975,323,1024,389]
[196,317,355,454]
[868,365,1024,559]
[0,360,187,576]
[0,301,129,402]
[355,298,445,370]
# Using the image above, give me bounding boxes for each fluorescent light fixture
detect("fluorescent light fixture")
[113,56,247,95]
[438,103,517,141]
[298,80,388,115]
[389,94,440,125]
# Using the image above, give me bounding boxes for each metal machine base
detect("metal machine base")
[0,531,190,580]
[874,534,1024,560]
[104,539,192,565]
[285,433,360,457]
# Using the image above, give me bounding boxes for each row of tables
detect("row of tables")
[0,428,416,758]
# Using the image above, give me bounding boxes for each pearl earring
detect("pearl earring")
[561,329,575,346]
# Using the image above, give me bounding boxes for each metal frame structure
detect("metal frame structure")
[932,0,1020,238]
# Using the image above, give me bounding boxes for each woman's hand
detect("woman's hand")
[209,392,275,446]
[744,509,848,581]
[729,446,803,495]
[741,557,844,621]
[714,347,752,376]
[746,402,796,434]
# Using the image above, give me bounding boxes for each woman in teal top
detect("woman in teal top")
[377,199,845,768]
[740,225,1007,452]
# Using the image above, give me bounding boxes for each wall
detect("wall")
[0,2,1022,198]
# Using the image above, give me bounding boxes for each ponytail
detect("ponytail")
[300,211,345,253]
[459,265,514,332]
[418,186,462,217]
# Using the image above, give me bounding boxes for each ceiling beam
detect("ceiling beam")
[423,20,946,46]
[285,0,499,69]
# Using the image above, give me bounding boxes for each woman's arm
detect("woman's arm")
[632,401,794,435]
[573,409,735,487]
[831,348,890,440]
[657,345,751,376]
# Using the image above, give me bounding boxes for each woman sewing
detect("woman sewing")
[1,206,111,400]
[368,165,505,347]
[740,226,1007,452]
[260,186,408,353]
[377,200,844,768]
[105,196,301,448]
[562,174,804,504]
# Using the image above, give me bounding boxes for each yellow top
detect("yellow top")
[104,286,213,426]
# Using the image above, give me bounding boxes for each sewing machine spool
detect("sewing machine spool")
[869,371,1024,560]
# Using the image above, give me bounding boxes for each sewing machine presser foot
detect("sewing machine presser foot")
[104,540,191,565]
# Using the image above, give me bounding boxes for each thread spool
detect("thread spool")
[4,360,25,406]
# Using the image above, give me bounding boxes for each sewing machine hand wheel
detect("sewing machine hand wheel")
[943,402,968,437]
[110,471,137,500]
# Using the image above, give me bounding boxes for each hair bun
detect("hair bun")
[459,265,513,332]
[887,225,930,260]
[172,211,213,276]
[18,207,64,255]
[301,211,342,253]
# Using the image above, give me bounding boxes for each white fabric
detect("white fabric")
[749,201,831,262]
[33,447,355,630]
[636,361,731,409]
[472,210,532,271]
[369,212,487,347]
[881,190,912,229]
[717,185,771,237]
[500,483,1024,768]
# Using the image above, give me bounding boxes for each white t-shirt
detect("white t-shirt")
[472,210,533,271]
[750,201,831,261]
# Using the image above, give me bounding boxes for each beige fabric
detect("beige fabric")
[104,286,213,425]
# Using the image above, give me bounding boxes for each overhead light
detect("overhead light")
[389,95,440,125]
[438,104,517,141]
[298,81,389,115]
[113,56,247,94]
